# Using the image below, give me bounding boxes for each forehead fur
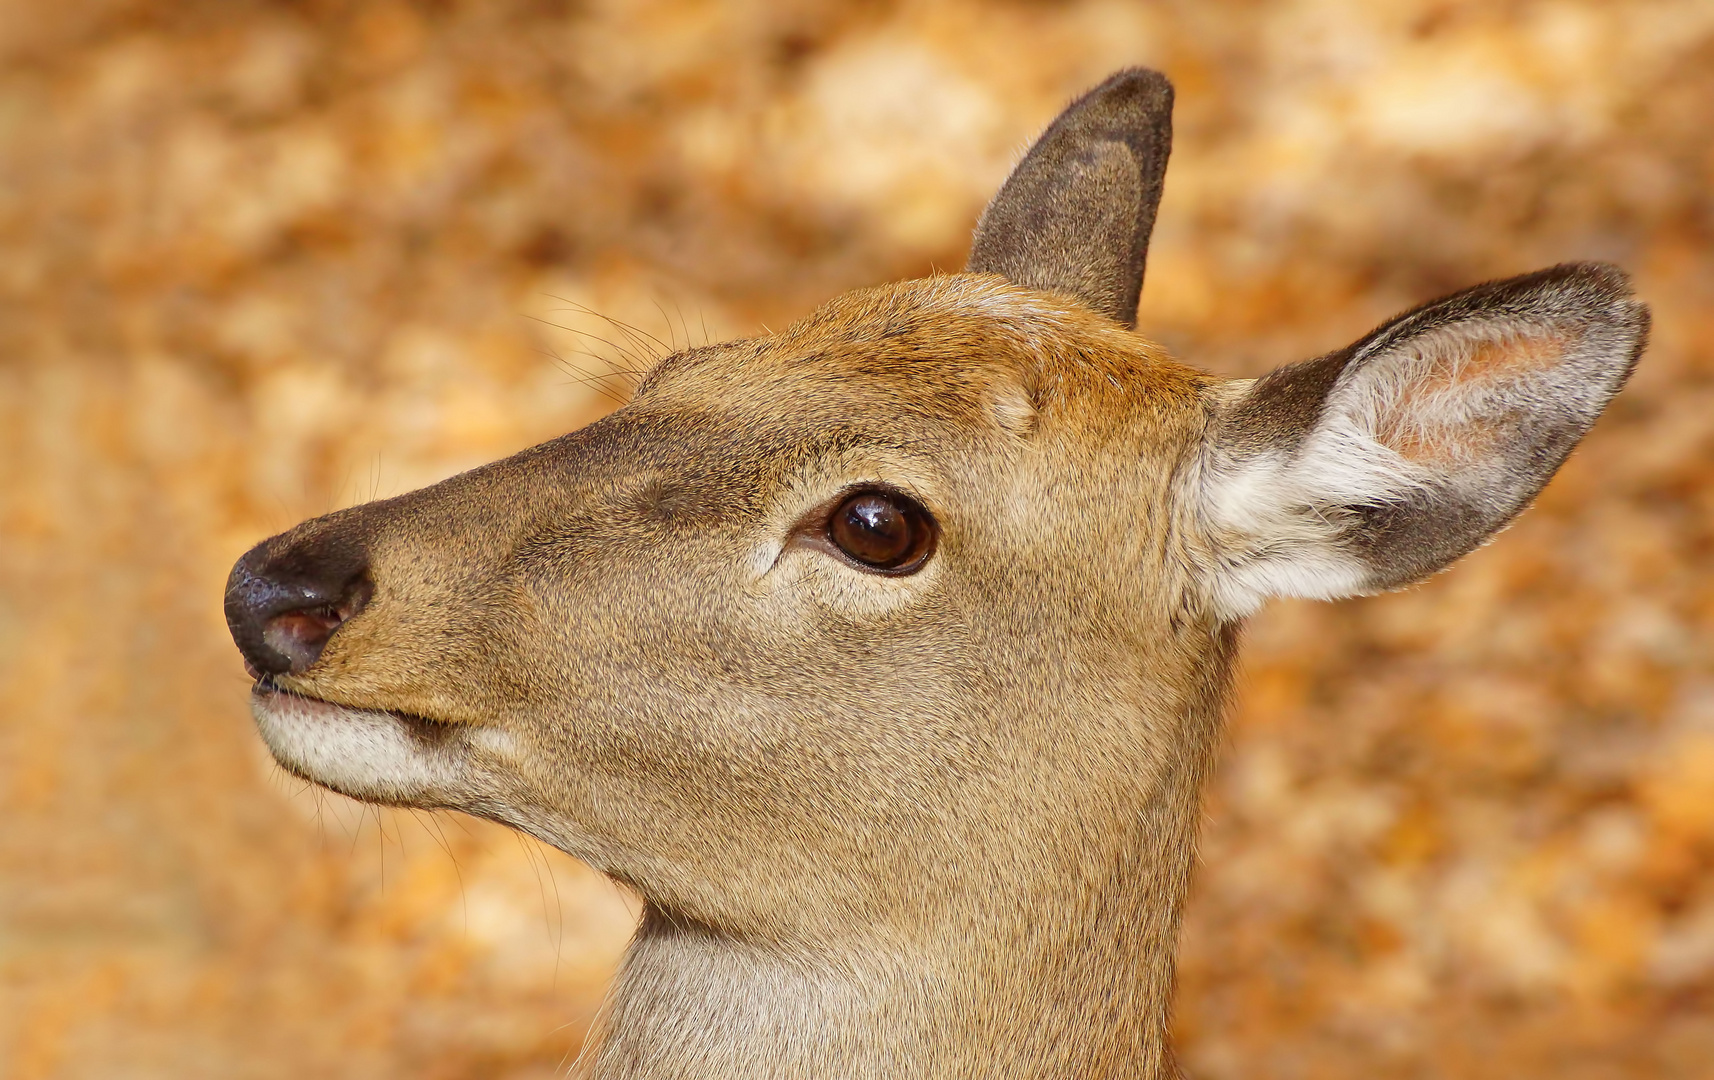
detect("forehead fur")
[636,274,1210,434]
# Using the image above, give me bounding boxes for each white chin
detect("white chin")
[251,685,467,805]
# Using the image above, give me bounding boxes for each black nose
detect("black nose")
[225,525,372,678]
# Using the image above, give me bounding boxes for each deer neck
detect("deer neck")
[572,627,1238,1080]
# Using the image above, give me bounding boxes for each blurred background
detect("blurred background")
[1,0,1710,1076]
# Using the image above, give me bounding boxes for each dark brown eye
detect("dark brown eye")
[827,489,937,574]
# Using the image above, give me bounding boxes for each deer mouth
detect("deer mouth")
[249,679,469,806]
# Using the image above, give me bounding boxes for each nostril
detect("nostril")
[243,577,371,676]
[225,529,373,678]
[262,605,347,669]
[261,578,371,668]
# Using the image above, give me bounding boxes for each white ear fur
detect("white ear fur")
[1197,378,1400,617]
[1196,264,1648,621]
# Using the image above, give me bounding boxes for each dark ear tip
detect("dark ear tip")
[1422,262,1649,341]
[1515,261,1642,312]
[1536,262,1651,338]
[1080,67,1174,111]
[1540,260,1632,297]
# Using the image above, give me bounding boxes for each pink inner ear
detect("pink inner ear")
[1372,329,1571,466]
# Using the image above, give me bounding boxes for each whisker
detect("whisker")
[517,831,556,961]
[548,295,673,358]
[536,305,663,376]
[537,347,633,406]
[540,838,568,992]
[524,314,649,374]
[651,298,678,353]
[669,296,694,355]
[418,810,469,939]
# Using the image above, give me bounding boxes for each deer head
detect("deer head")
[224,70,1648,1079]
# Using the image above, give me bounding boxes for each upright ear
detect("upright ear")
[1198,263,1650,619]
[967,68,1173,329]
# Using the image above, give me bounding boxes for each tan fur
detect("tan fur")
[225,70,1646,1079]
[252,277,1228,1078]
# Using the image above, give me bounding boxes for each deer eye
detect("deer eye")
[827,489,937,574]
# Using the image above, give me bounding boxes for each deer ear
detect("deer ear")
[966,68,1173,329]
[1199,263,1650,619]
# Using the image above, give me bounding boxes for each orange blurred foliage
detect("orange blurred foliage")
[1,1,1710,1077]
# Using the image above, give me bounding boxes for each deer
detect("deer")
[224,69,1649,1079]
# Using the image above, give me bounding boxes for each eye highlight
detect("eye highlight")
[825,488,937,574]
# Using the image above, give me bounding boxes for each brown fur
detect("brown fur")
[224,70,1647,1079]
